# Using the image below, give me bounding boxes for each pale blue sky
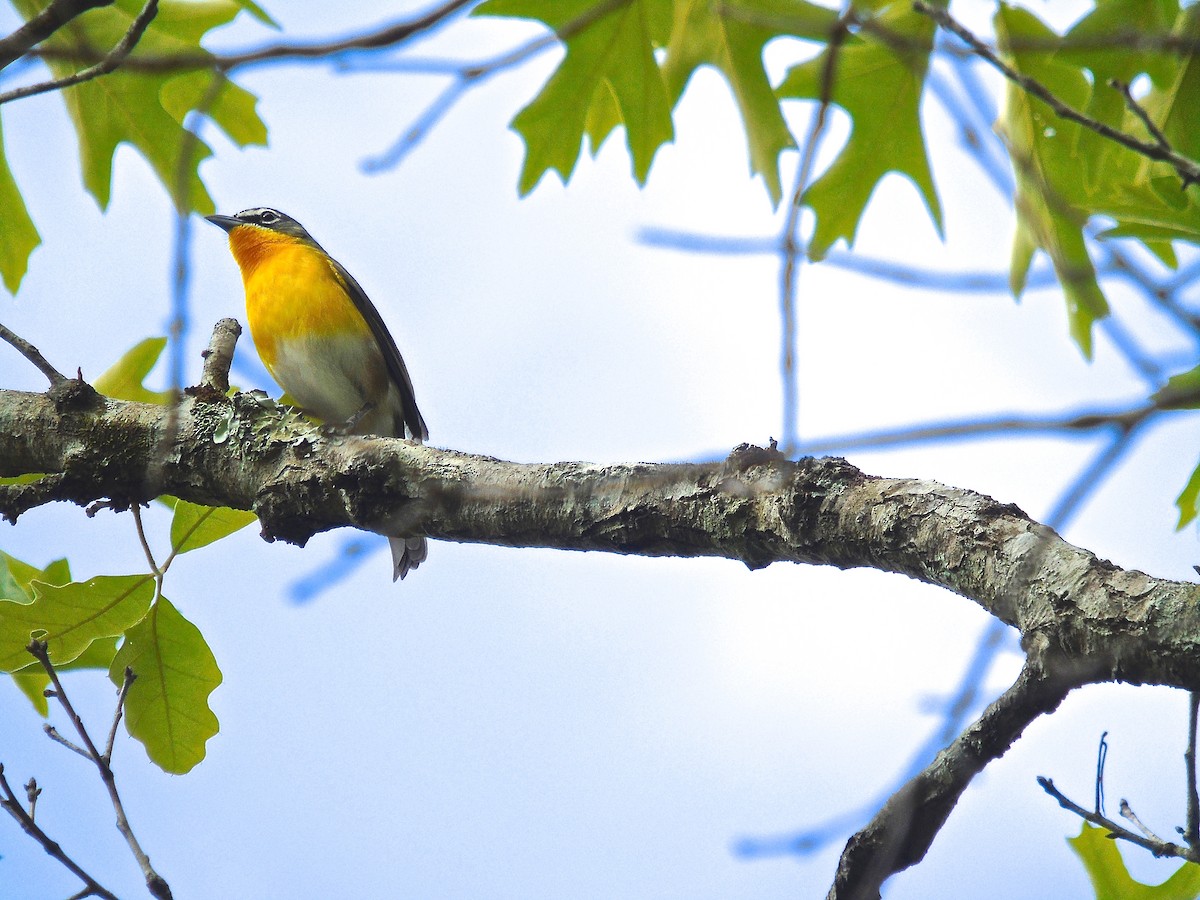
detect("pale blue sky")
[1,2,1198,898]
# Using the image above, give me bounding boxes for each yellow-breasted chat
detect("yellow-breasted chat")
[206,207,428,581]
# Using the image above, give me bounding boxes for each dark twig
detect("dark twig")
[1094,731,1108,816]
[0,322,67,385]
[28,640,173,899]
[0,763,118,900]
[1110,78,1171,151]
[105,667,136,762]
[1039,776,1199,863]
[0,0,108,71]
[0,0,159,105]
[914,1,1200,189]
[38,0,475,73]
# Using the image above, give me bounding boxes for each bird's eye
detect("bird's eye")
[259,210,280,225]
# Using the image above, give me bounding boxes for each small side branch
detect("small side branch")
[0,0,159,105]
[0,763,119,900]
[1039,777,1199,862]
[913,1,1200,189]
[0,322,67,386]
[828,656,1079,899]
[28,641,173,899]
[197,317,241,394]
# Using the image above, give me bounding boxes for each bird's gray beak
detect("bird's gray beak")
[205,214,241,232]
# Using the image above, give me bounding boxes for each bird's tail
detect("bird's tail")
[390,536,428,581]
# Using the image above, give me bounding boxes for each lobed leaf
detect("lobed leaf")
[1068,822,1200,899]
[9,0,269,214]
[777,0,942,257]
[476,0,674,193]
[995,3,1109,358]
[0,574,154,672]
[110,595,221,774]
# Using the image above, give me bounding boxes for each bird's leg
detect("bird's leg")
[322,401,376,436]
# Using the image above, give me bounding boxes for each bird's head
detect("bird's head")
[205,208,317,243]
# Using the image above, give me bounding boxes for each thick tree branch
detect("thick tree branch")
[0,380,1196,693]
[830,653,1080,899]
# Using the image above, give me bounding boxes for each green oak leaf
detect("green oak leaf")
[475,0,674,192]
[1059,0,1177,196]
[111,595,221,774]
[1176,459,1200,529]
[0,112,40,294]
[93,336,171,404]
[2,551,71,714]
[9,0,268,213]
[662,0,838,205]
[1068,822,1200,899]
[995,2,1109,358]
[777,0,942,258]
[166,495,256,554]
[1152,364,1200,409]
[0,575,154,672]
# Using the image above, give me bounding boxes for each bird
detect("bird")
[205,207,428,581]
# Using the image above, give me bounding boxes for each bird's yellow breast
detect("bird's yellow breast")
[227,227,368,367]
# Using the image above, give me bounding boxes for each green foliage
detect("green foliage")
[1069,823,1200,899]
[995,3,1109,359]
[0,0,269,295]
[166,495,256,554]
[475,0,839,204]
[778,0,943,258]
[110,595,221,774]
[92,336,172,404]
[476,0,675,193]
[997,0,1200,357]
[0,113,39,294]
[0,574,155,671]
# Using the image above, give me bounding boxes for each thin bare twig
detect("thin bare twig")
[1120,798,1168,844]
[104,667,137,763]
[914,1,1200,189]
[1110,78,1171,150]
[0,322,67,385]
[0,0,159,105]
[37,0,476,73]
[44,724,90,760]
[0,763,118,900]
[1040,776,1199,862]
[28,640,173,899]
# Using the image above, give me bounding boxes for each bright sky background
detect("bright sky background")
[2,2,1199,898]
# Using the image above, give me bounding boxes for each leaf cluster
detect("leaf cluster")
[0,0,271,294]
[0,339,254,773]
